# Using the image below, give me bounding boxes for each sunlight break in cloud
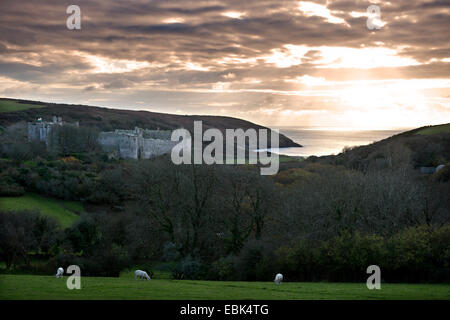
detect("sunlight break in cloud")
[264,45,420,69]
[185,62,210,72]
[263,45,310,68]
[76,52,151,74]
[317,47,419,69]
[298,1,349,26]
[163,17,185,24]
[285,75,327,86]
[222,11,246,19]
[350,10,387,29]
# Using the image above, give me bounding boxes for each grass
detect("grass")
[0,275,448,300]
[416,123,450,135]
[0,193,82,228]
[120,268,173,280]
[0,100,44,113]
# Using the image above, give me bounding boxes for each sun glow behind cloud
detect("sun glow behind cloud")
[163,17,185,24]
[76,52,151,74]
[222,11,246,19]
[279,78,450,128]
[298,1,349,26]
[350,10,387,28]
[0,0,449,130]
[264,45,420,69]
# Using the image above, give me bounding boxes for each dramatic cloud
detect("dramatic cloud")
[0,0,448,128]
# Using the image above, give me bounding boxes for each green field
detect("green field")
[0,100,44,113]
[416,123,450,135]
[0,193,82,228]
[0,275,448,300]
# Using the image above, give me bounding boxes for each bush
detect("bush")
[274,243,321,282]
[429,225,450,281]
[0,210,60,270]
[385,225,450,282]
[162,242,181,262]
[208,256,236,281]
[171,256,204,280]
[233,240,276,281]
[272,226,450,283]
[80,244,131,277]
[0,181,25,196]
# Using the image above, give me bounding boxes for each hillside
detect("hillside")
[274,123,450,180]
[0,98,301,148]
[415,123,450,135]
[314,123,450,171]
[0,193,81,228]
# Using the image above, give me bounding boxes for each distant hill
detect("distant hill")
[414,123,450,135]
[273,123,450,184]
[316,123,450,170]
[0,98,301,148]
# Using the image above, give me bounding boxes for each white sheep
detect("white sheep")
[56,267,64,278]
[135,270,151,280]
[274,273,283,285]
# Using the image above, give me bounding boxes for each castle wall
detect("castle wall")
[98,132,121,152]
[141,138,177,159]
[118,134,139,159]
[39,124,53,144]
[143,130,172,140]
[27,123,40,141]
[27,122,53,145]
[98,128,173,159]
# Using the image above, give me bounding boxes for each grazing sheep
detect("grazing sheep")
[135,270,151,280]
[274,273,283,285]
[56,267,64,278]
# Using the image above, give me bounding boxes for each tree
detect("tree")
[0,211,58,269]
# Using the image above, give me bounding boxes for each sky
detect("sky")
[0,0,449,129]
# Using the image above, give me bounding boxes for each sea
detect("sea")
[266,126,412,157]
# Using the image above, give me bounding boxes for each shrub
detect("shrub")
[321,232,386,282]
[384,225,450,282]
[162,242,181,262]
[0,181,25,196]
[171,256,204,280]
[233,240,276,281]
[208,256,236,281]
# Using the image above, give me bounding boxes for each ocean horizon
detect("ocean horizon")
[267,126,413,157]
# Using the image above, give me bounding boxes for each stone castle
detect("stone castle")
[98,127,177,159]
[27,116,79,146]
[28,117,177,159]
